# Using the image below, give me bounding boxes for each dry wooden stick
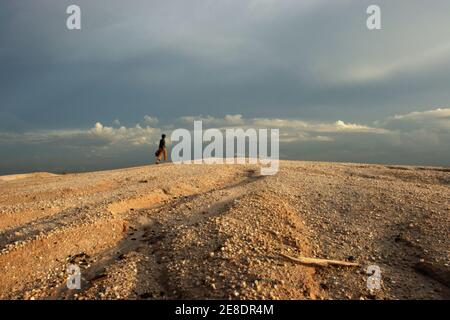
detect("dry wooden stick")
[280,253,360,267]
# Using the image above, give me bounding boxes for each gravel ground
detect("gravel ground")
[0,161,448,300]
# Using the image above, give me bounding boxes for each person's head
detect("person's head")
[162,134,166,139]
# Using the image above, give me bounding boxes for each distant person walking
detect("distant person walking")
[155,134,167,164]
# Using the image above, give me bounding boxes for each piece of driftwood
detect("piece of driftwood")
[280,253,360,267]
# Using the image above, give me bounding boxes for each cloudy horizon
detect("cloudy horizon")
[1,0,450,174]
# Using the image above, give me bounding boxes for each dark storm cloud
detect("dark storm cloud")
[0,0,449,173]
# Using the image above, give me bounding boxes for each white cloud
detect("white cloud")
[224,114,244,125]
[172,109,450,157]
[381,108,450,132]
[175,113,392,145]
[89,122,160,146]
[373,108,450,149]
[0,120,161,149]
[252,118,388,134]
[0,109,448,167]
[143,115,159,126]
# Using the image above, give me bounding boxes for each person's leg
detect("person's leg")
[163,148,168,161]
[155,149,162,164]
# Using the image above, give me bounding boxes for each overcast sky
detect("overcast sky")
[1,0,449,174]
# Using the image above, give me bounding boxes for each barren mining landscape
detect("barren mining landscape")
[0,161,449,300]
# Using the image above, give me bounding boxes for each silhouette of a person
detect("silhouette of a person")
[155,134,167,164]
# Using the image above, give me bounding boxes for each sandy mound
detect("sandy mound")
[0,161,448,300]
[0,172,58,182]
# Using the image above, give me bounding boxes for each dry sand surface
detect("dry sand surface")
[0,161,448,300]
